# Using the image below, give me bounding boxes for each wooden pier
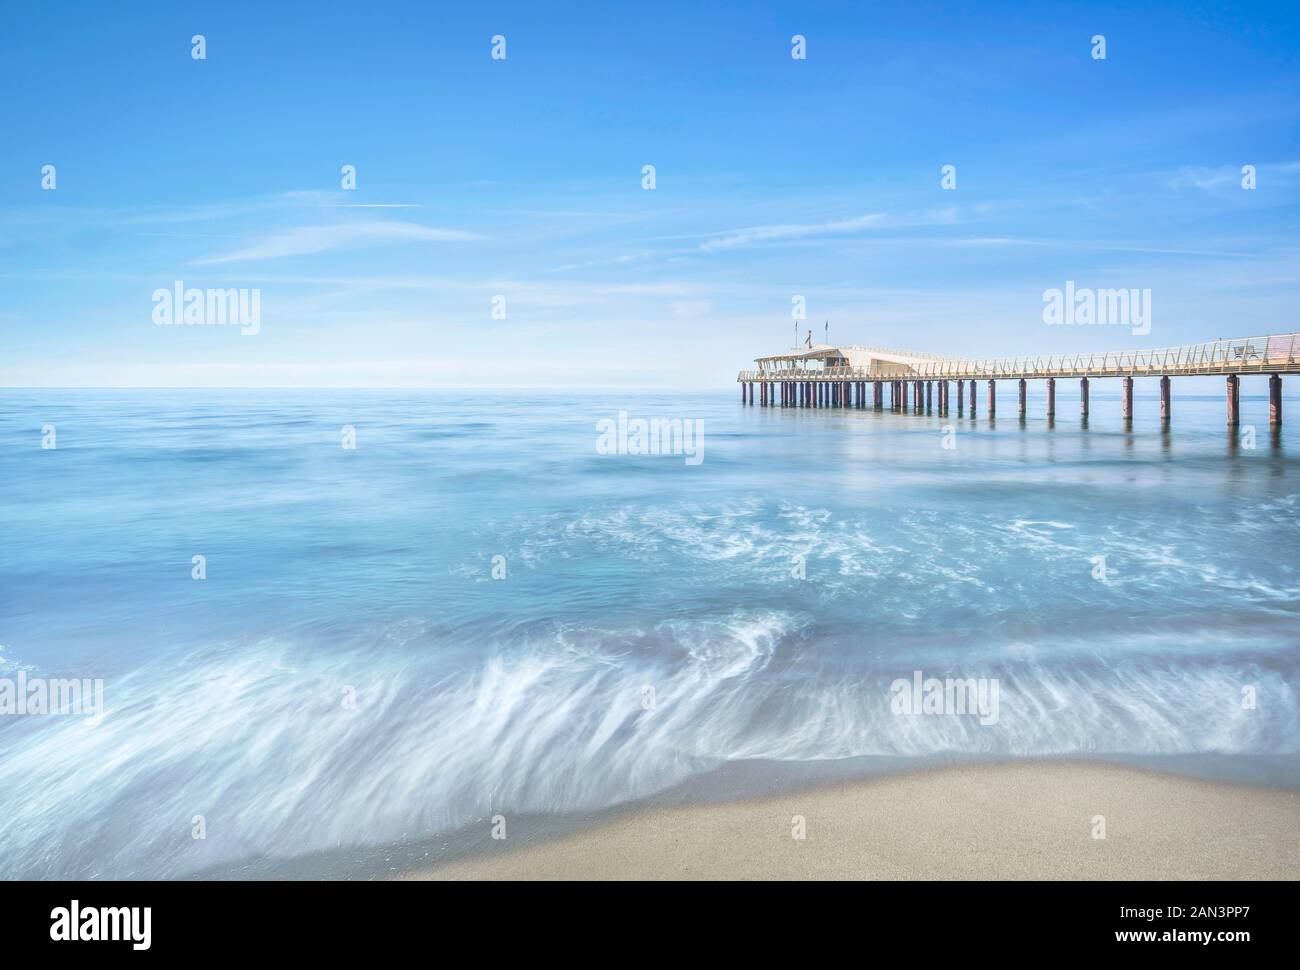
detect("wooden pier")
[738,333,1298,427]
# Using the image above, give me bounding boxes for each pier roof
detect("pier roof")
[743,332,1300,381]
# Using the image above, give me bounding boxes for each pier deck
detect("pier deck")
[737,332,1297,426]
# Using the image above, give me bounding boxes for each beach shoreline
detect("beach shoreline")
[405,760,1300,881]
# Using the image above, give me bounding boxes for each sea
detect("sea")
[0,386,1296,878]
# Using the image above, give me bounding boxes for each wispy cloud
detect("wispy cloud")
[698,208,960,252]
[192,221,483,265]
[699,213,890,252]
[1169,160,1300,194]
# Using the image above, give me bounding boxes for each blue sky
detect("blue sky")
[1,0,1298,387]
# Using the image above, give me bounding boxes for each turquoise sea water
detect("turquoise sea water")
[0,387,1297,878]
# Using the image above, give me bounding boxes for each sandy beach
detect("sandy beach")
[410,762,1300,880]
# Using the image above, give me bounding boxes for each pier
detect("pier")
[738,333,1298,427]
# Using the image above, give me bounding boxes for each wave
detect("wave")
[0,614,1295,879]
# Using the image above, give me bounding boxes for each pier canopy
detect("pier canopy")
[743,332,1300,381]
[752,344,952,377]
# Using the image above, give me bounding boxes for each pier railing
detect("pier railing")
[741,333,1300,381]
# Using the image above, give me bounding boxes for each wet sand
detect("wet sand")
[408,761,1300,880]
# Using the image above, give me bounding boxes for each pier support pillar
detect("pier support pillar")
[969,379,977,416]
[874,381,882,409]
[912,381,920,411]
[740,383,745,404]
[987,380,996,417]
[1270,374,1282,427]
[957,380,964,415]
[1080,377,1089,418]
[926,381,932,411]
[1018,379,1026,417]
[1122,377,1133,421]
[1046,378,1055,418]
[1160,376,1171,423]
[1226,375,1240,426]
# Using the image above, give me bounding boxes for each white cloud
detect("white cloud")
[697,208,960,252]
[192,221,483,265]
[700,212,890,252]
[669,300,714,317]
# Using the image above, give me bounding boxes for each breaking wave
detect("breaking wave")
[0,614,1294,879]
